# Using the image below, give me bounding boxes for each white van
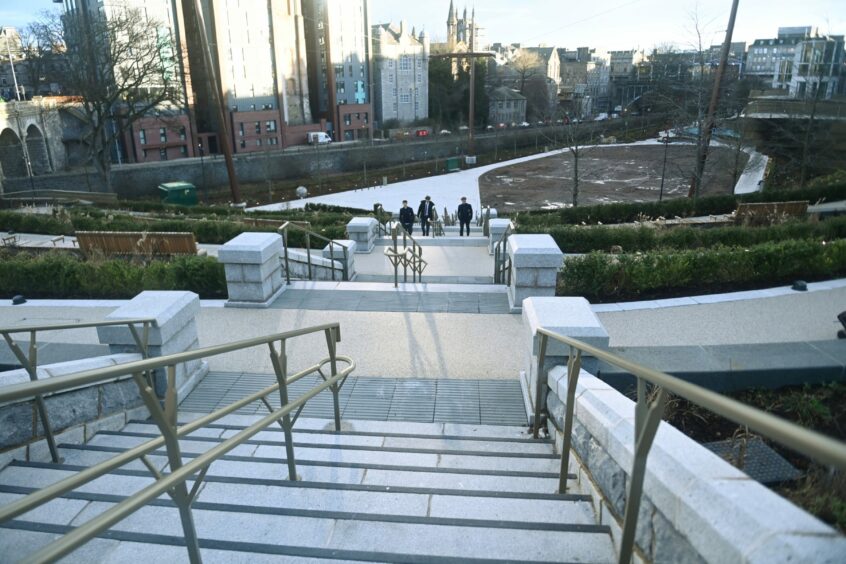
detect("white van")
[307,132,332,145]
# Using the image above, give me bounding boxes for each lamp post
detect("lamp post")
[1,28,21,102]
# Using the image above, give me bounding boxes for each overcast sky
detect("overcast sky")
[3,0,845,54]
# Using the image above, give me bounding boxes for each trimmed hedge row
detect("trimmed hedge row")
[516,182,846,227]
[0,211,347,247]
[0,251,226,299]
[558,239,846,302]
[541,216,846,254]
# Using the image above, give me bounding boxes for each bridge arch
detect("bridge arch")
[26,124,52,174]
[0,128,27,178]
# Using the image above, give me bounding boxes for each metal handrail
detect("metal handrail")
[0,317,156,463]
[530,329,846,564]
[386,222,427,287]
[278,221,350,283]
[0,321,353,564]
[493,222,513,285]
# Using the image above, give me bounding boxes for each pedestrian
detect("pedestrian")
[457,196,473,236]
[418,195,436,236]
[399,199,415,235]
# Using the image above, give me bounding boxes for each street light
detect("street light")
[198,142,207,202]
[0,28,21,102]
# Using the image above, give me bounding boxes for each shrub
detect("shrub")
[558,239,846,302]
[0,251,226,299]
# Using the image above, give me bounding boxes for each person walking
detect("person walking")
[418,195,436,236]
[399,200,415,235]
[457,196,473,236]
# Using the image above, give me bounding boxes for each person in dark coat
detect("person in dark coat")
[457,196,473,236]
[418,195,436,236]
[398,200,415,234]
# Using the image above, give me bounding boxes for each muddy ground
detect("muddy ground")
[479,144,748,212]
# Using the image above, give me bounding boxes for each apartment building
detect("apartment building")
[371,21,429,125]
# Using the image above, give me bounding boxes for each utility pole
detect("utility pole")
[189,0,242,204]
[688,0,739,199]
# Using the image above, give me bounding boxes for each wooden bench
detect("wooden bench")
[735,201,808,225]
[75,231,202,257]
[1,234,18,247]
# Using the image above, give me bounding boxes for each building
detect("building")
[180,0,317,154]
[0,27,26,101]
[488,86,526,125]
[371,21,429,125]
[303,0,373,142]
[432,1,482,78]
[780,34,845,99]
[745,27,814,84]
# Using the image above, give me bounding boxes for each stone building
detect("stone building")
[488,87,526,125]
[371,21,429,125]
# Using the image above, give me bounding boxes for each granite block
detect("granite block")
[0,402,33,448]
[100,378,143,415]
[39,387,99,434]
[507,234,565,268]
[98,291,200,346]
[217,232,283,265]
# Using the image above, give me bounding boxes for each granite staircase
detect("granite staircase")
[0,413,614,562]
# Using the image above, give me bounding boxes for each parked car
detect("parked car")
[439,129,452,136]
[307,131,332,144]
[519,121,530,128]
[458,125,469,131]
[415,129,430,137]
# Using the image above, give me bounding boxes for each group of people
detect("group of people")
[398,196,474,237]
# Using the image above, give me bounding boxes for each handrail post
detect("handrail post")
[305,232,313,280]
[342,245,349,281]
[402,229,409,282]
[269,340,298,480]
[325,327,341,431]
[282,228,291,285]
[1,330,61,463]
[558,347,581,493]
[532,332,549,438]
[132,367,202,564]
[392,224,399,288]
[618,380,668,564]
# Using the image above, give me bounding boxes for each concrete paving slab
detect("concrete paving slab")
[428,495,595,524]
[0,492,90,526]
[361,469,556,493]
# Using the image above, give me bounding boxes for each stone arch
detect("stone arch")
[0,128,26,178]
[26,124,51,174]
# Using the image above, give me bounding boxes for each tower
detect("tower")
[447,0,457,49]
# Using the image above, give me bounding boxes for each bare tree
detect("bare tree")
[510,49,542,93]
[563,120,598,207]
[44,7,182,191]
[18,18,64,96]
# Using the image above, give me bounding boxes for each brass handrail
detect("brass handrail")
[0,321,354,564]
[493,222,513,285]
[530,329,846,564]
[278,221,350,283]
[0,317,156,463]
[387,222,427,287]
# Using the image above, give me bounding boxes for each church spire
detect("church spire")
[447,0,456,25]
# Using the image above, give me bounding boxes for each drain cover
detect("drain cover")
[702,437,801,484]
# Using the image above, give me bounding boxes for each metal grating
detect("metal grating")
[702,437,801,484]
[179,372,528,426]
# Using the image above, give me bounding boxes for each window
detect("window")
[400,93,410,103]
[337,84,345,93]
[239,139,246,149]
[269,137,278,145]
[388,60,394,68]
[416,73,422,82]
[239,123,244,137]
[159,128,167,142]
[256,139,262,146]
[142,149,148,158]
[180,146,187,156]
[416,59,422,68]
[159,148,167,161]
[344,114,351,125]
[179,127,186,140]
[255,121,261,134]
[139,130,147,145]
[335,64,344,77]
[400,55,411,71]
[266,120,277,132]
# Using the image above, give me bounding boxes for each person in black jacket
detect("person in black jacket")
[398,200,415,234]
[418,195,435,236]
[457,196,473,236]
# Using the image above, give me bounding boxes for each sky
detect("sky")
[2,0,845,54]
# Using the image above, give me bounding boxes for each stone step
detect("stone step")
[123,421,555,455]
[375,235,488,247]
[0,482,611,562]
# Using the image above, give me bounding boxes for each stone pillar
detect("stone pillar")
[97,291,208,398]
[506,234,564,312]
[520,297,609,426]
[346,217,378,253]
[218,232,285,307]
[488,218,512,255]
[322,239,357,280]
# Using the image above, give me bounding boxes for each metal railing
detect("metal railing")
[530,329,846,564]
[0,321,354,564]
[493,222,513,285]
[278,221,350,283]
[385,222,427,287]
[0,318,156,463]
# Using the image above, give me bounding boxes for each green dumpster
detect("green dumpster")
[158,182,198,206]
[445,157,461,172]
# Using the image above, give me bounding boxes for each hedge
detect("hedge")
[516,182,846,227]
[558,239,846,302]
[541,216,846,254]
[0,251,226,299]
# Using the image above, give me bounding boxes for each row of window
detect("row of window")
[139,126,187,145]
[342,112,369,126]
[386,73,423,83]
[237,121,278,136]
[496,101,522,109]
[142,146,187,160]
[387,57,424,70]
[391,101,420,111]
[238,137,279,149]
